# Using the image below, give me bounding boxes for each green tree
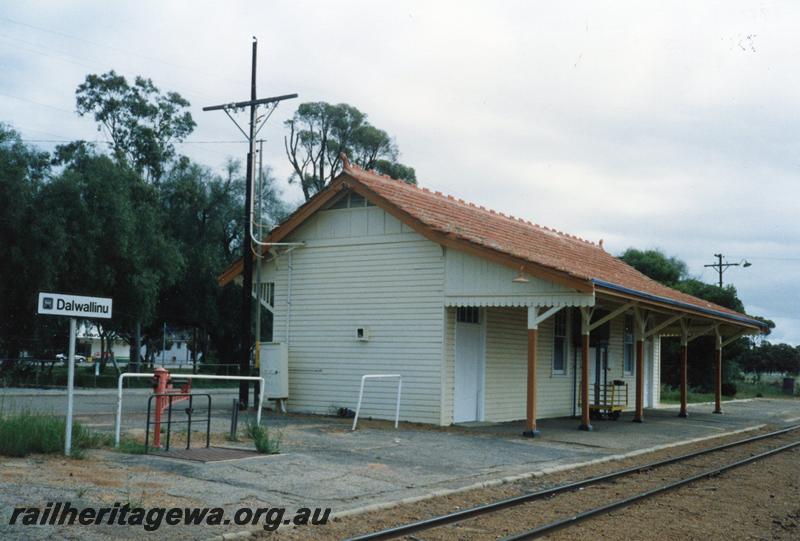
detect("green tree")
[45,145,182,365]
[158,159,244,363]
[75,71,195,183]
[619,248,687,286]
[0,125,60,358]
[284,102,415,200]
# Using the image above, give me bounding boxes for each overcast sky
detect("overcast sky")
[2,1,798,344]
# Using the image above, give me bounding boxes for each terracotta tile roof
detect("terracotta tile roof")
[342,163,764,329]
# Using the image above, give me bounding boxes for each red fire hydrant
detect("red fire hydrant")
[151,367,191,448]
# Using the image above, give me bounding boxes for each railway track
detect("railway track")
[345,424,800,541]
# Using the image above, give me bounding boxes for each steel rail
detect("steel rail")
[345,423,800,541]
[501,438,800,540]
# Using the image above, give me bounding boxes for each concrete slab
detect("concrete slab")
[1,398,798,540]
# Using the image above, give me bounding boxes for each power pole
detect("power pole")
[703,253,752,288]
[203,37,297,409]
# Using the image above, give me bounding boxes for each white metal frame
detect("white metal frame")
[351,374,402,431]
[114,373,266,446]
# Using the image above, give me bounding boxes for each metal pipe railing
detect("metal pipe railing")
[115,372,265,446]
[352,374,402,431]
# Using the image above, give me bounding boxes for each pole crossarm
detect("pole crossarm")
[588,301,636,332]
[202,93,299,112]
[645,313,685,338]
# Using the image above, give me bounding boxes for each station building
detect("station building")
[220,158,767,433]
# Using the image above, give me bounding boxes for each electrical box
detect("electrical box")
[259,342,289,399]
[356,327,370,341]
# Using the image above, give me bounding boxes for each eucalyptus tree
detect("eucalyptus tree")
[75,70,195,184]
[284,102,416,200]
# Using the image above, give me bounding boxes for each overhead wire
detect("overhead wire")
[0,15,249,88]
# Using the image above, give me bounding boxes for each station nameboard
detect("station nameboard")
[37,292,113,319]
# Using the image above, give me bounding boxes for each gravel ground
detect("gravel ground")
[261,425,800,541]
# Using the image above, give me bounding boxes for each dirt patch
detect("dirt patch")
[0,450,201,508]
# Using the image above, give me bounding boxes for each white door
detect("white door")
[454,309,484,423]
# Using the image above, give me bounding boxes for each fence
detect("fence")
[0,358,254,389]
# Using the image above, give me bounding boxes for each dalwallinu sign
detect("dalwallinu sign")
[37,292,113,319]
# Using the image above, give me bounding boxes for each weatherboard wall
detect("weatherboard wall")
[263,205,446,424]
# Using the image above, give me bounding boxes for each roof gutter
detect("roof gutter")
[592,279,768,331]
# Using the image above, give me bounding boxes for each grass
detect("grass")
[0,409,112,458]
[661,380,796,404]
[246,419,281,454]
[115,438,148,455]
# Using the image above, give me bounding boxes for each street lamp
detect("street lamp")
[704,253,752,287]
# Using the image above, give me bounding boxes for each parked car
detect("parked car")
[56,353,87,364]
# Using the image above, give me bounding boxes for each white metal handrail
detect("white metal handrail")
[352,374,402,431]
[114,372,265,446]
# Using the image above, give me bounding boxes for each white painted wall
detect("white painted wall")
[263,204,446,424]
[444,250,592,308]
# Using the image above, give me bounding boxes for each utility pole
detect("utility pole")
[703,253,752,288]
[203,37,297,409]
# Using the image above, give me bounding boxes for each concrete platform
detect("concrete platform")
[114,399,800,512]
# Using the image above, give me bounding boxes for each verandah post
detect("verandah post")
[714,329,723,414]
[579,307,592,431]
[524,315,539,437]
[633,307,645,423]
[679,337,689,418]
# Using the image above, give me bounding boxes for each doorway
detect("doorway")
[454,307,485,423]
[588,344,608,406]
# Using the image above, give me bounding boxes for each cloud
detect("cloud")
[2,0,798,343]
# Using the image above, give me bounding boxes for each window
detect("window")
[255,282,275,306]
[348,192,366,207]
[623,315,634,374]
[457,307,480,324]
[329,195,349,209]
[553,310,567,375]
[328,191,372,209]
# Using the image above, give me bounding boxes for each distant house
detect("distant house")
[220,157,766,433]
[78,324,198,366]
[77,324,130,360]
